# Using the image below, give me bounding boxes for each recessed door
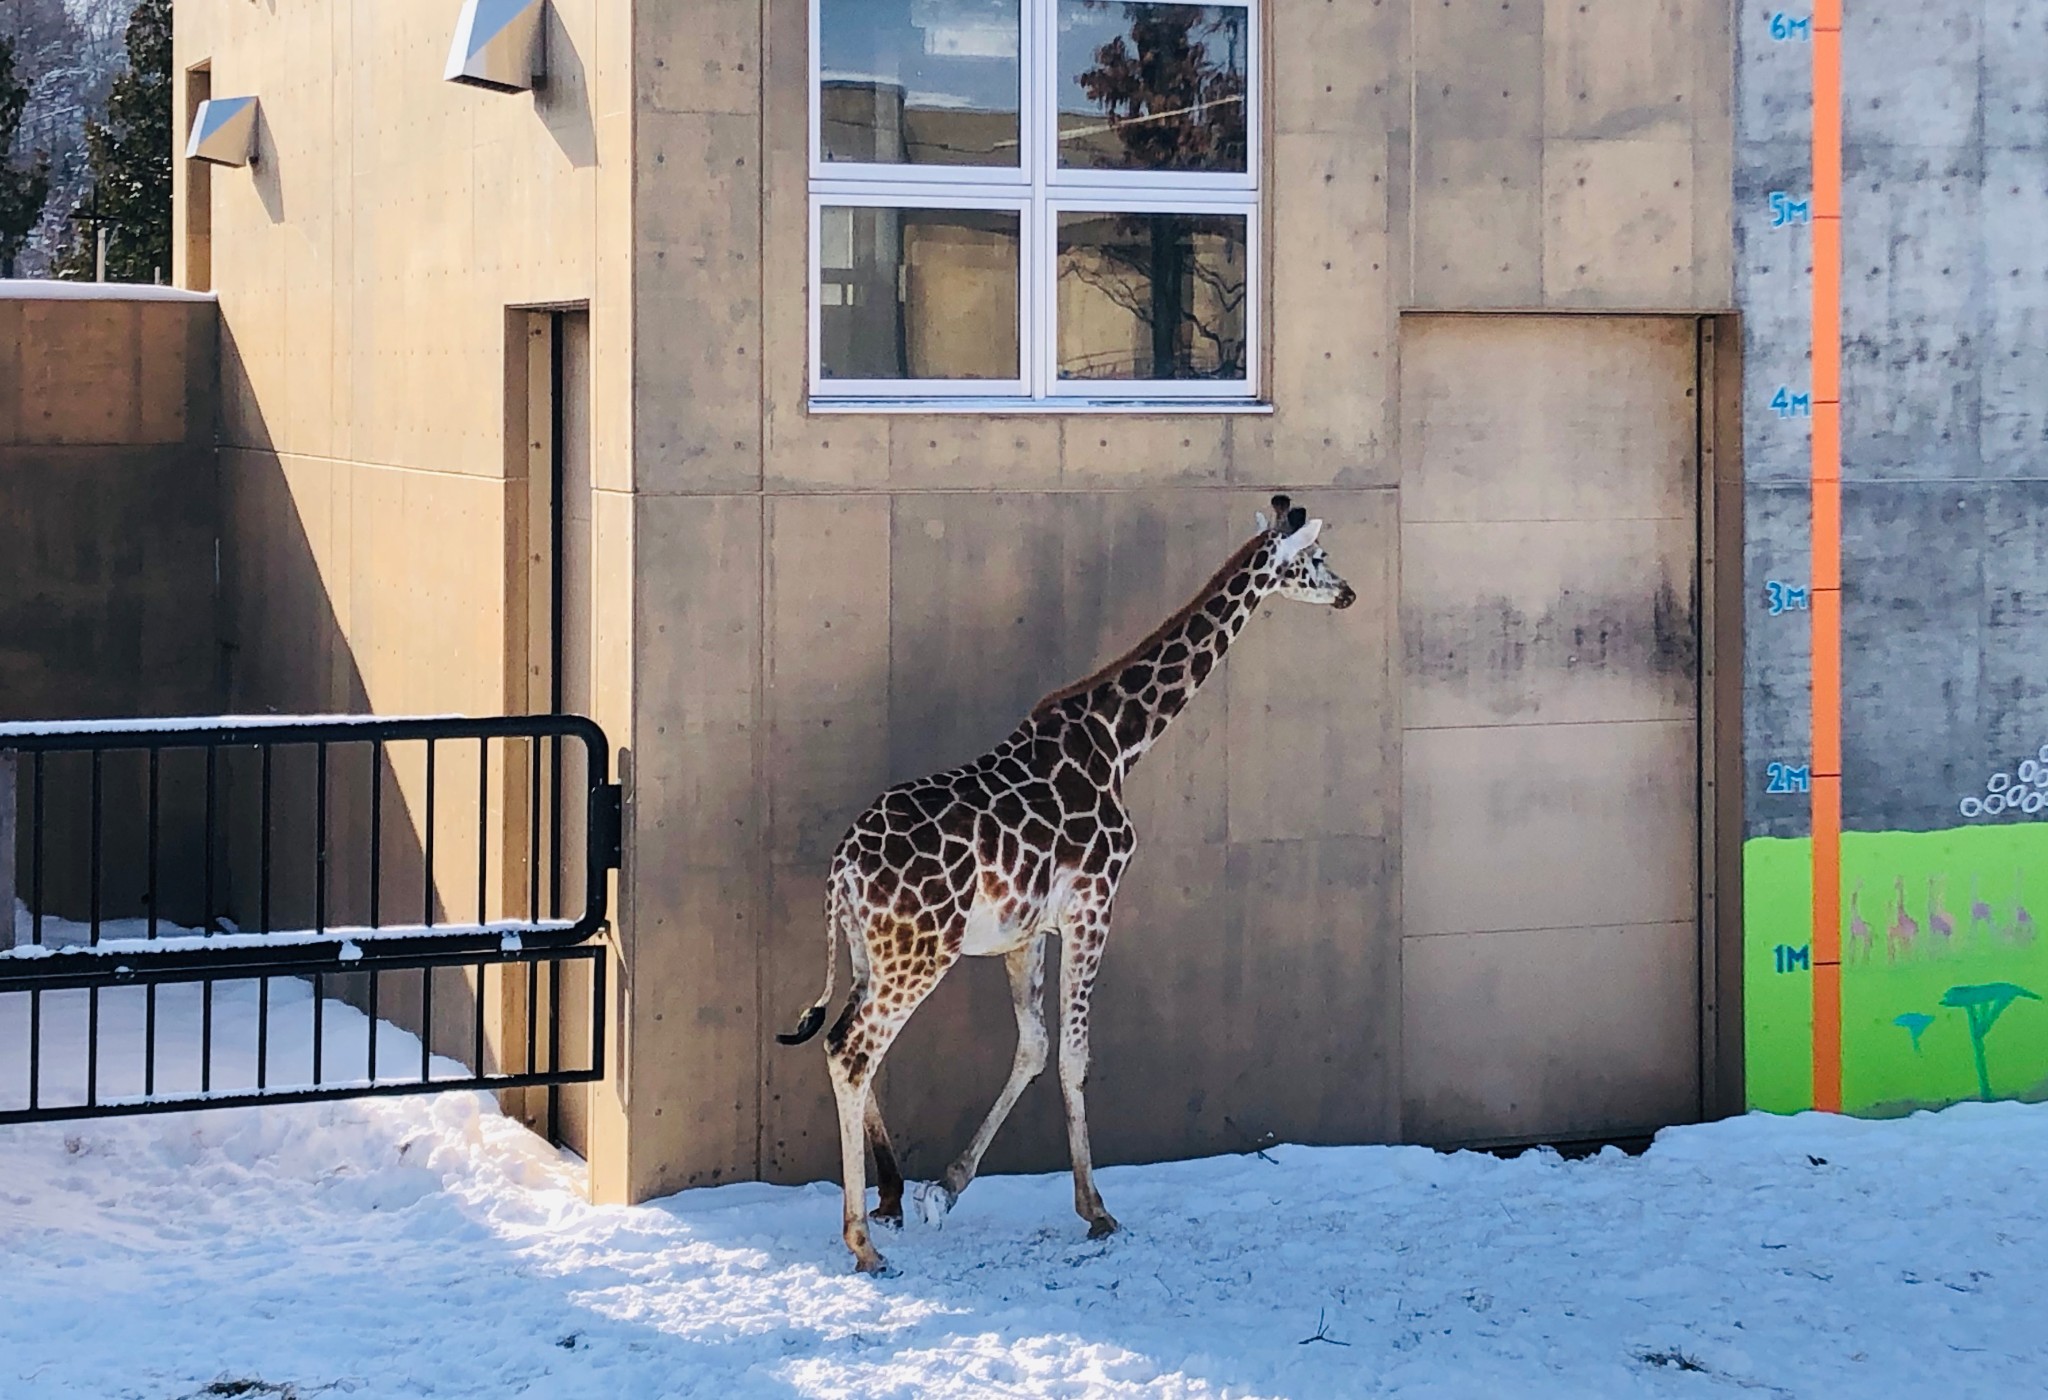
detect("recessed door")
[1399,314,1702,1146]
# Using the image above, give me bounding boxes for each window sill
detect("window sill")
[806,397,1275,416]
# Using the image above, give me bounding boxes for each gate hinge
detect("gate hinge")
[592,783,624,870]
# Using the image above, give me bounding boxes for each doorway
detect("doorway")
[512,307,594,1154]
[1397,313,1716,1147]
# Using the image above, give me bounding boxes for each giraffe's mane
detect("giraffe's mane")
[1030,530,1269,719]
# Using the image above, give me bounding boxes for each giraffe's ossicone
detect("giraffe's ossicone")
[780,495,1357,1273]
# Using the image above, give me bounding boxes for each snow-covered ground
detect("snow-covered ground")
[1,964,2044,1396]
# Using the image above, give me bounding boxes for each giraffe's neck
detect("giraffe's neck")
[1034,533,1279,775]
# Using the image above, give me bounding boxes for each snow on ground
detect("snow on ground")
[0,955,2044,1397]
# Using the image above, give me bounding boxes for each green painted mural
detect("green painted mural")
[1744,828,2048,1117]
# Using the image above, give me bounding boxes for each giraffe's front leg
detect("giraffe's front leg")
[937,935,1050,1210]
[1058,915,1119,1239]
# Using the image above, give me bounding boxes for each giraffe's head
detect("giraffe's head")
[1255,495,1356,610]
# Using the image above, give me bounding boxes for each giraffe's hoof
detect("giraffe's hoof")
[1087,1213,1121,1240]
[915,1180,957,1226]
[869,1202,905,1230]
[852,1250,893,1276]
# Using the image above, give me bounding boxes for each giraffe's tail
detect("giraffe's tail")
[776,874,849,1046]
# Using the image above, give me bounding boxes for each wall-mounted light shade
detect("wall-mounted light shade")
[184,96,258,166]
[444,0,547,92]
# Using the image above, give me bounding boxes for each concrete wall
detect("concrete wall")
[172,1,638,1193]
[0,290,219,721]
[1738,5,2048,1115]
[0,287,220,925]
[624,0,1736,1200]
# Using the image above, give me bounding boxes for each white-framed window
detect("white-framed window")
[808,0,1261,411]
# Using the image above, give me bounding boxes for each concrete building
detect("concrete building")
[154,0,1743,1204]
[51,0,2026,1202]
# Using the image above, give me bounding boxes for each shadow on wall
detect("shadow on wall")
[1,303,556,1095]
[2,294,219,921]
[537,5,596,170]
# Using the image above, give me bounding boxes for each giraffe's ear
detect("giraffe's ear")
[1254,511,1270,534]
[1274,517,1323,563]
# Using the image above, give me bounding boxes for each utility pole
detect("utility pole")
[69,185,115,281]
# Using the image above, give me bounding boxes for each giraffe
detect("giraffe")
[778,497,1356,1273]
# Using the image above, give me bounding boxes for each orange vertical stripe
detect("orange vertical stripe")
[1812,963,1843,1112]
[1812,35,1843,212]
[1809,4,1845,1116]
[1811,221,1841,403]
[1810,589,1842,776]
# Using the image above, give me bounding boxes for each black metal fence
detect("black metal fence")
[0,715,621,1125]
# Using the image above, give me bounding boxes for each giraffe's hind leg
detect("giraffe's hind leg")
[866,1091,905,1227]
[824,919,958,1272]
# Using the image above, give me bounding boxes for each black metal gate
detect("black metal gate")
[0,715,620,1126]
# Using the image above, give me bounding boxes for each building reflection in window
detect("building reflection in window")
[820,0,1023,167]
[820,206,1023,380]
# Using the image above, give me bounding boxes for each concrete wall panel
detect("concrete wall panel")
[1412,0,1730,310]
[1401,920,1699,1143]
[1541,138,1695,307]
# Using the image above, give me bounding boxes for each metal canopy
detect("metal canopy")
[444,0,547,93]
[184,96,258,167]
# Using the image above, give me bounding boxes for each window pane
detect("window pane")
[1057,211,1247,381]
[820,0,1022,167]
[1057,2,1248,174]
[821,208,1022,381]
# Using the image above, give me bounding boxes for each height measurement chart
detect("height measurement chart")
[1740,5,2048,1119]
[1807,1,1843,1114]
[1802,2,1851,1113]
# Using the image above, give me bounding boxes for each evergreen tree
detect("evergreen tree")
[59,0,170,281]
[0,35,53,278]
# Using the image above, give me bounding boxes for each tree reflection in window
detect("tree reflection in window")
[1059,2,1248,174]
[1058,212,1246,380]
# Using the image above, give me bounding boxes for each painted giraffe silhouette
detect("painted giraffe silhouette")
[1847,882,1873,962]
[778,497,1356,1273]
[1927,875,1956,952]
[1888,875,1919,962]
[1970,875,1997,942]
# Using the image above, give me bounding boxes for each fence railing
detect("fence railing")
[0,715,621,1124]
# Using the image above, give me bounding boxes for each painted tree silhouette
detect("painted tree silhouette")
[1939,982,2041,1101]
[1064,4,1247,378]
